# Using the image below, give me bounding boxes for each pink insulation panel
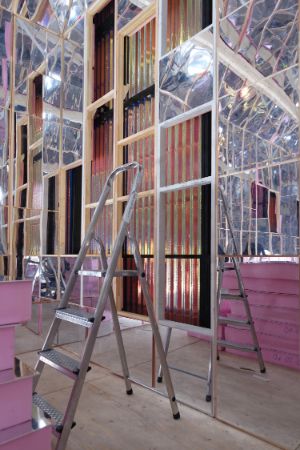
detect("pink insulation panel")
[0,377,32,430]
[0,421,51,450]
[0,281,32,325]
[222,263,300,370]
[189,263,300,370]
[0,328,15,371]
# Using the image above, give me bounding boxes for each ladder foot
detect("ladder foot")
[173,412,180,420]
[260,368,266,373]
[157,376,163,383]
[205,394,212,402]
[56,421,76,434]
[126,388,133,395]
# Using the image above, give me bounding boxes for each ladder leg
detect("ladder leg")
[243,299,266,373]
[109,291,133,394]
[206,356,212,402]
[217,259,224,356]
[207,256,224,402]
[96,238,133,394]
[129,235,180,419]
[157,327,172,383]
[37,302,43,336]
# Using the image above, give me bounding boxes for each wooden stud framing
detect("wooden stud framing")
[5,2,219,387]
[86,89,115,114]
[114,6,156,316]
[211,0,219,419]
[1,0,299,435]
[117,125,155,147]
[113,0,124,312]
[8,14,17,279]
[0,0,241,419]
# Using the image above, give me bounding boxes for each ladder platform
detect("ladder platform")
[38,349,91,379]
[219,317,251,327]
[221,293,245,300]
[32,393,70,434]
[78,270,139,278]
[56,308,95,328]
[218,340,257,352]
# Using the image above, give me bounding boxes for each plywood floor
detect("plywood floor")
[16,305,300,450]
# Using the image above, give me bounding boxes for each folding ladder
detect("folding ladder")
[157,187,266,401]
[206,186,266,400]
[32,162,180,450]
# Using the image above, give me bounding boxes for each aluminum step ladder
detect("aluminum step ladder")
[206,186,266,401]
[32,162,180,450]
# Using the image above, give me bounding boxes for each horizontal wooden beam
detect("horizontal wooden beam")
[86,90,115,115]
[117,126,155,146]
[117,189,154,203]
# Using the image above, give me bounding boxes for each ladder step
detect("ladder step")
[78,270,139,278]
[218,265,235,272]
[219,316,251,327]
[38,349,91,379]
[221,293,245,300]
[218,340,257,352]
[32,393,67,433]
[56,307,95,328]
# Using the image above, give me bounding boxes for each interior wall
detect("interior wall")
[0,0,299,445]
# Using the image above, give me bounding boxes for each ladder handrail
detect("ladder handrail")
[58,162,143,311]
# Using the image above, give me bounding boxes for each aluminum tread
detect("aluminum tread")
[39,349,81,376]
[218,316,251,327]
[32,393,63,430]
[78,270,138,278]
[221,293,245,300]
[56,307,94,328]
[218,339,257,352]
